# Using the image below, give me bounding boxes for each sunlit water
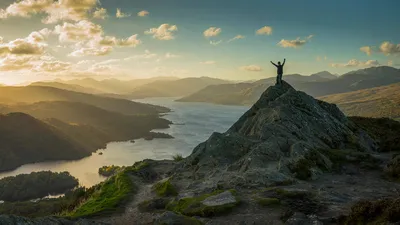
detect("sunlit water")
[0,98,249,187]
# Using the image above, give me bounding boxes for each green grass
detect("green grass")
[63,169,135,218]
[172,153,184,162]
[166,189,239,217]
[153,179,178,197]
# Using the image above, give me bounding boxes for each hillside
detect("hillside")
[0,101,171,141]
[319,82,400,120]
[29,82,104,94]
[0,86,169,115]
[61,77,178,94]
[127,77,231,99]
[0,113,91,171]
[178,66,400,105]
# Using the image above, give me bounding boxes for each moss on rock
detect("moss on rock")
[166,190,239,217]
[153,179,178,197]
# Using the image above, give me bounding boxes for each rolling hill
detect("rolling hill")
[319,82,400,120]
[29,82,104,94]
[0,113,90,171]
[178,66,400,105]
[60,77,178,94]
[0,101,171,141]
[0,86,169,115]
[0,101,172,171]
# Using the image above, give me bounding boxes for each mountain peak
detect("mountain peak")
[183,80,377,187]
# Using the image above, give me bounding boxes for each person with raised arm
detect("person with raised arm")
[271,58,286,86]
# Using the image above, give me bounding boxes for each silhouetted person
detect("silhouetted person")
[271,59,286,85]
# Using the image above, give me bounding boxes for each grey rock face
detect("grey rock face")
[285,212,323,225]
[201,190,237,206]
[183,81,377,187]
[154,211,202,225]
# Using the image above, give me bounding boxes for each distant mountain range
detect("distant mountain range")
[127,77,230,99]
[28,76,231,100]
[178,66,400,106]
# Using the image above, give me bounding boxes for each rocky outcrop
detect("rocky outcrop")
[182,81,377,188]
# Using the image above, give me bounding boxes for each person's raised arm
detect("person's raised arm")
[270,61,277,67]
[282,58,286,66]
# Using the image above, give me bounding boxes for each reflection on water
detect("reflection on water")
[0,98,249,187]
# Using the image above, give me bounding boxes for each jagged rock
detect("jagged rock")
[182,81,377,188]
[0,215,109,225]
[154,211,203,225]
[202,190,237,206]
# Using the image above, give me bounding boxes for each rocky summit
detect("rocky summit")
[182,81,377,188]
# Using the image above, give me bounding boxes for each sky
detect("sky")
[0,0,399,84]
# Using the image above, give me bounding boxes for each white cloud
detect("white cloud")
[278,35,313,48]
[203,27,222,38]
[77,60,95,65]
[360,46,373,56]
[0,0,99,24]
[330,59,380,68]
[138,10,149,17]
[116,8,131,18]
[240,65,262,72]
[0,55,35,71]
[227,35,245,43]
[54,20,103,43]
[33,60,72,72]
[116,35,141,47]
[210,40,222,46]
[256,26,272,35]
[0,31,47,56]
[93,8,108,19]
[145,24,178,40]
[69,46,113,57]
[379,41,400,56]
[200,61,216,65]
[124,50,158,61]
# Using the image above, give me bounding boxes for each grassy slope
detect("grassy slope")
[319,82,400,120]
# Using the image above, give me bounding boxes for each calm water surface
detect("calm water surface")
[0,98,248,187]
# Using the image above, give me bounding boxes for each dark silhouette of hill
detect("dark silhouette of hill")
[319,82,400,120]
[0,86,169,115]
[0,101,171,145]
[127,77,231,99]
[0,113,90,171]
[178,66,400,105]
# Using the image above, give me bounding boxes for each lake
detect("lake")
[0,98,249,187]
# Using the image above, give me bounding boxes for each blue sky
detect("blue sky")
[0,0,399,84]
